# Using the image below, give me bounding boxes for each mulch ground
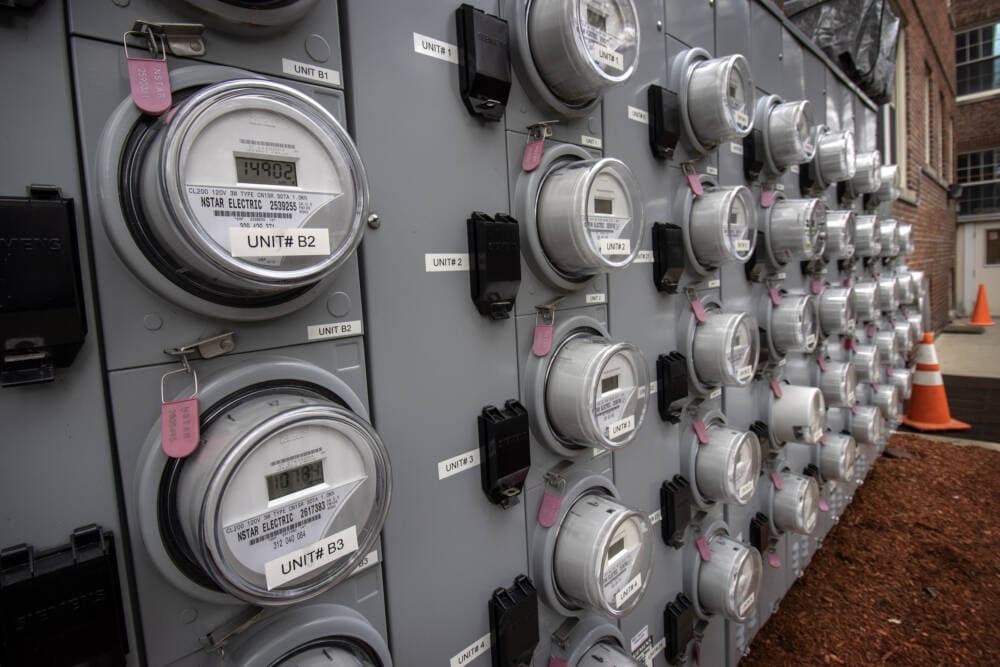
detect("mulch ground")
[742,433,1000,666]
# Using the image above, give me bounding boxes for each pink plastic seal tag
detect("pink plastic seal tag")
[538,491,561,528]
[761,187,775,208]
[811,279,824,295]
[693,420,710,444]
[842,277,852,287]
[887,366,895,376]
[768,287,782,305]
[844,337,857,351]
[522,139,544,172]
[161,397,200,458]
[693,642,702,666]
[767,551,782,568]
[690,298,707,323]
[770,471,783,490]
[819,434,827,445]
[866,324,876,338]
[686,172,705,196]
[818,357,828,371]
[548,659,569,667]
[819,499,830,512]
[851,404,859,415]
[127,57,171,115]
[872,383,880,392]
[695,536,712,561]
[770,380,783,398]
[532,323,553,357]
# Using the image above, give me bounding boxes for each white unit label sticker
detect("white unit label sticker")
[628,106,650,124]
[229,228,330,257]
[649,509,662,525]
[615,573,643,607]
[413,33,458,64]
[281,58,342,86]
[630,625,651,652]
[425,253,469,272]
[736,239,752,252]
[775,183,785,191]
[706,166,719,176]
[735,111,750,127]
[438,448,481,480]
[738,365,754,381]
[635,250,655,263]
[649,380,658,395]
[582,135,604,149]
[600,238,631,256]
[586,293,607,304]
[307,319,363,341]
[709,388,723,400]
[264,523,359,590]
[607,415,635,439]
[730,141,744,155]
[708,278,721,288]
[450,633,491,667]
[790,164,800,174]
[592,45,625,71]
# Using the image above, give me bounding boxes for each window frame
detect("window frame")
[956,22,1000,96]
[985,227,1000,266]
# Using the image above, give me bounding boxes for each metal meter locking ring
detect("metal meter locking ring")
[822,210,855,261]
[853,281,879,321]
[820,433,859,483]
[907,312,925,341]
[671,48,756,154]
[852,216,882,258]
[877,219,900,258]
[767,294,819,356]
[868,382,901,421]
[769,383,826,445]
[849,150,882,195]
[853,344,882,383]
[894,320,915,353]
[876,164,900,202]
[763,197,826,265]
[851,404,886,447]
[889,367,914,400]
[874,329,899,365]
[819,360,857,408]
[818,286,856,336]
[685,185,756,272]
[876,276,901,313]
[537,158,643,278]
[545,332,649,450]
[136,357,390,606]
[770,471,819,535]
[577,640,643,667]
[898,223,915,256]
[690,307,760,390]
[897,272,917,305]
[693,417,761,506]
[693,525,762,622]
[811,127,856,188]
[752,96,815,174]
[182,0,320,31]
[523,0,640,110]
[97,66,369,320]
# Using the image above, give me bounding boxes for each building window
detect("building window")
[987,229,1000,265]
[879,30,908,192]
[924,67,932,164]
[958,148,1000,215]
[957,23,1000,96]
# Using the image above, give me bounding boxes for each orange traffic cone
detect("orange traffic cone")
[901,333,971,431]
[969,284,995,326]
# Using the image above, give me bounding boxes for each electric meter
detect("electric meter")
[907,312,925,342]
[853,282,879,321]
[874,329,899,365]
[820,433,858,482]
[877,219,900,258]
[849,150,882,194]
[765,198,826,263]
[853,344,882,383]
[182,0,319,30]
[772,472,819,534]
[889,367,914,400]
[876,276,901,312]
[537,158,643,278]
[697,531,762,622]
[823,210,856,261]
[894,320,915,353]
[852,216,882,257]
[149,384,390,605]
[688,186,756,269]
[771,384,826,445]
[898,223,915,255]
[695,422,761,506]
[869,383,901,421]
[577,641,643,667]
[876,164,900,201]
[553,491,654,616]
[528,0,640,107]
[769,294,819,354]
[851,405,886,446]
[818,287,856,336]
[678,51,756,149]
[897,272,917,305]
[107,78,368,308]
[813,128,856,185]
[546,333,648,449]
[765,100,816,168]
[819,360,858,408]
[692,311,760,388]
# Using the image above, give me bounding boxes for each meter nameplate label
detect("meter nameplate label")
[229,228,331,257]
[706,166,719,176]
[438,448,480,480]
[709,388,723,400]
[649,381,658,395]
[600,238,631,256]
[648,509,662,525]
[413,32,458,64]
[775,183,785,191]
[730,142,744,155]
[790,165,800,174]
[615,573,643,607]
[635,250,654,264]
[708,279,721,288]
[351,549,379,576]
[264,524,359,590]
[628,106,649,124]
[592,45,625,71]
[738,365,754,382]
[224,476,366,578]
[735,111,750,127]
[739,480,755,500]
[307,320,363,341]
[736,239,752,252]
[281,58,342,86]
[806,334,817,348]
[582,135,604,149]
[586,293,607,304]
[450,632,491,667]
[425,253,469,272]
[607,415,635,439]
[740,591,756,616]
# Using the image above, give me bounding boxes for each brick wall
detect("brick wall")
[952,0,1000,31]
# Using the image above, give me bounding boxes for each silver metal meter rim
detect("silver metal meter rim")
[853,216,883,258]
[537,157,644,278]
[871,383,902,421]
[696,530,762,622]
[898,222,915,256]
[818,287,857,336]
[820,360,858,408]
[823,210,856,261]
[686,53,756,147]
[769,383,826,445]
[552,491,654,617]
[894,321,915,353]
[851,405,886,446]
[691,310,760,389]
[853,282,879,321]
[764,198,826,265]
[850,150,883,194]
[771,472,819,535]
[889,367,914,400]
[764,98,816,170]
[577,641,643,667]
[874,329,899,364]
[671,48,754,155]
[767,294,819,356]
[688,186,756,269]
[876,277,901,312]
[545,332,649,450]
[820,433,859,483]
[876,164,900,201]
[527,0,641,107]
[814,128,857,185]
[853,344,882,383]
[694,421,761,506]
[182,0,320,31]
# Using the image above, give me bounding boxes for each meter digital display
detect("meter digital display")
[766,198,826,263]
[766,100,816,168]
[265,460,324,500]
[814,129,856,184]
[823,210,856,261]
[821,433,859,482]
[235,156,298,186]
[697,532,762,622]
[528,0,640,106]
[689,186,756,268]
[772,472,819,534]
[537,158,643,278]
[695,423,761,506]
[552,491,653,616]
[692,311,760,388]
[769,294,819,355]
[686,54,756,146]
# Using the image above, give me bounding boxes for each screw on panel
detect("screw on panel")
[657,20,663,31]
[367,213,381,229]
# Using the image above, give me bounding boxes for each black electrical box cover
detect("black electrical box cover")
[489,575,539,667]
[743,125,766,180]
[0,524,128,666]
[478,400,530,508]
[664,593,696,665]
[660,475,692,548]
[749,512,770,552]
[800,159,818,193]
[0,186,86,386]
[468,212,521,320]
[750,420,770,444]
[648,85,681,159]
[657,351,688,422]
[652,222,685,293]
[456,4,512,121]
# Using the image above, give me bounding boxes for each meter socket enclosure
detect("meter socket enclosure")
[672,48,756,154]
